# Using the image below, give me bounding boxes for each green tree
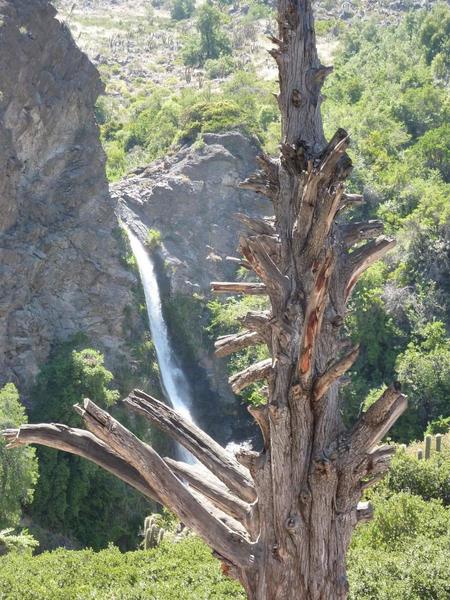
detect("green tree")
[419,2,450,65]
[395,322,450,440]
[29,341,151,550]
[0,384,38,529]
[170,0,195,20]
[182,3,231,66]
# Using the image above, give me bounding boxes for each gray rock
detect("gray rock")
[114,132,272,294]
[0,0,138,390]
[114,132,271,441]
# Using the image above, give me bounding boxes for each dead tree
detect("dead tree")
[2,1,406,598]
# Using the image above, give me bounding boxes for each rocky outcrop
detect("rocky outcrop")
[0,0,138,389]
[114,132,270,441]
[114,132,271,295]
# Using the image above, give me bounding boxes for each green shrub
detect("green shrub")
[170,0,195,20]
[348,493,450,599]
[178,99,258,144]
[426,416,450,435]
[104,141,126,181]
[0,384,38,529]
[377,445,450,505]
[145,228,162,249]
[0,537,246,599]
[205,55,236,79]
[0,529,38,557]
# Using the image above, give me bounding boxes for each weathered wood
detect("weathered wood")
[238,310,270,331]
[350,385,407,454]
[239,174,278,200]
[312,346,360,402]
[125,389,256,503]
[346,236,396,299]
[164,458,254,530]
[229,359,273,393]
[211,282,267,295]
[342,220,384,246]
[234,213,276,236]
[239,236,290,306]
[340,192,364,211]
[248,404,270,449]
[225,256,252,270]
[75,398,257,567]
[298,252,334,384]
[215,331,263,358]
[2,424,159,502]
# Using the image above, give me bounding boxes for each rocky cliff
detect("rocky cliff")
[114,132,270,441]
[0,0,268,443]
[0,0,138,389]
[114,132,270,294]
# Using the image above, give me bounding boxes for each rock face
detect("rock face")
[114,132,271,295]
[0,0,138,389]
[0,0,267,443]
[114,132,270,441]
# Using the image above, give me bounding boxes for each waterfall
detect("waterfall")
[126,228,195,462]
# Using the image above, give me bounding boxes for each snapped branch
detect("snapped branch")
[342,220,384,247]
[234,213,276,237]
[215,331,263,358]
[312,345,359,402]
[350,385,407,454]
[211,282,267,295]
[345,237,396,300]
[229,358,273,394]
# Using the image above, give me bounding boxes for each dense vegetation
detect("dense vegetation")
[1,439,449,598]
[0,384,38,531]
[206,4,450,443]
[27,339,154,551]
[0,2,448,598]
[318,7,449,438]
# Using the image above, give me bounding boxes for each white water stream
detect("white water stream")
[126,228,195,462]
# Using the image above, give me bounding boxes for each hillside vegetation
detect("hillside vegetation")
[0,0,448,598]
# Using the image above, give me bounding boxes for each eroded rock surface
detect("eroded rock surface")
[0,0,138,389]
[115,132,271,295]
[114,132,270,440]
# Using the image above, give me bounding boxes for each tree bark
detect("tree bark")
[1,1,407,598]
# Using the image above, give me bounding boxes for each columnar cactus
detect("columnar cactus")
[143,515,165,550]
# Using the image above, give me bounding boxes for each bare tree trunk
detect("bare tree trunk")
[2,1,406,598]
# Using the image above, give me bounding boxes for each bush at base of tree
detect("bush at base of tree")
[375,442,450,505]
[0,537,246,600]
[0,491,449,599]
[348,492,450,599]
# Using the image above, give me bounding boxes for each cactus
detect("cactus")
[142,514,165,550]
[435,434,443,453]
[425,435,432,460]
